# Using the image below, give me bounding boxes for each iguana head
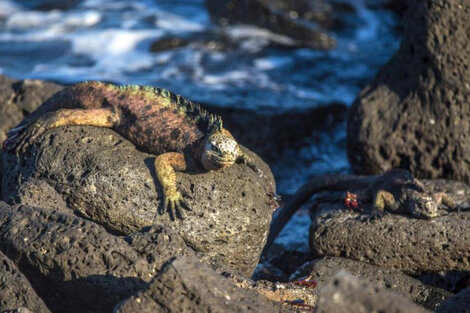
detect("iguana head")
[409,193,439,219]
[200,129,239,170]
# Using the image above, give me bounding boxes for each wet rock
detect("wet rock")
[114,257,299,313]
[204,0,335,49]
[292,256,451,310]
[308,179,470,274]
[13,0,82,11]
[347,0,470,182]
[2,125,274,277]
[317,271,432,313]
[0,249,51,313]
[0,202,155,313]
[437,287,470,313]
[0,76,63,199]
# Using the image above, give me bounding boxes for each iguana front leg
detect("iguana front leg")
[154,152,191,220]
[366,190,397,221]
[432,192,456,209]
[236,147,261,174]
[4,108,120,153]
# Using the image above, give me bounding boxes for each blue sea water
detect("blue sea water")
[0,0,401,249]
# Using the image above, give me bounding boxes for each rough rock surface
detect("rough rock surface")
[204,0,335,49]
[437,287,470,313]
[308,179,470,274]
[317,271,431,313]
[0,202,155,313]
[114,257,299,313]
[0,250,51,313]
[347,0,470,182]
[292,256,451,310]
[0,75,63,198]
[2,125,274,277]
[125,225,215,271]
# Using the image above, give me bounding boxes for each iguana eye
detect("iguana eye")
[210,142,221,153]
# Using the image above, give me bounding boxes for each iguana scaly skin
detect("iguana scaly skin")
[264,169,456,251]
[3,81,258,219]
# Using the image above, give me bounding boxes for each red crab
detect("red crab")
[344,191,362,212]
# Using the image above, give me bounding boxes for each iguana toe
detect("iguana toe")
[161,190,191,220]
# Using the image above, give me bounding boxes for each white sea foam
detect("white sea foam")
[6,10,101,30]
[254,56,292,71]
[154,10,206,32]
[0,0,21,18]
[71,28,161,55]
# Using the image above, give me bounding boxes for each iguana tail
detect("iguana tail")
[264,173,375,252]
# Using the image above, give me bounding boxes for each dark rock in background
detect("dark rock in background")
[347,0,470,182]
[204,0,335,49]
[309,179,470,274]
[12,0,82,11]
[317,271,432,313]
[207,103,346,162]
[2,125,274,277]
[114,257,299,313]
[0,250,51,313]
[292,256,451,310]
[437,287,470,313]
[0,202,155,313]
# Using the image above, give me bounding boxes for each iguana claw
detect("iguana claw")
[360,209,383,223]
[238,152,262,176]
[161,190,191,220]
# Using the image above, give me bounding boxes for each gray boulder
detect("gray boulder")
[0,75,62,198]
[0,202,155,313]
[308,180,470,274]
[437,287,470,313]
[0,249,51,313]
[114,257,299,313]
[317,271,431,313]
[347,0,470,182]
[293,256,451,310]
[2,125,275,277]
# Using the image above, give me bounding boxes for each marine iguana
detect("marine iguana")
[3,81,258,219]
[264,169,456,251]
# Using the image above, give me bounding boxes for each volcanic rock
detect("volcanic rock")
[2,125,274,277]
[293,256,451,310]
[0,249,51,313]
[114,257,300,313]
[347,0,470,182]
[317,271,432,313]
[0,202,155,313]
[308,179,470,274]
[0,75,63,198]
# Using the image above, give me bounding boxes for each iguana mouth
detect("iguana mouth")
[208,153,236,165]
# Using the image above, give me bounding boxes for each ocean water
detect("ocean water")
[0,0,401,250]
